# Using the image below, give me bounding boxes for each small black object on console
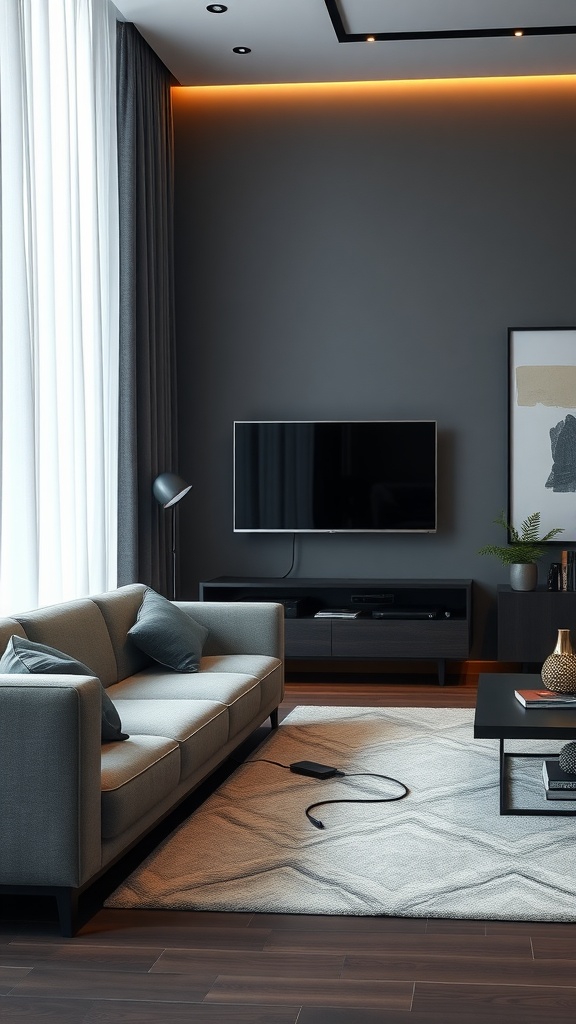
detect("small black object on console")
[372,608,440,620]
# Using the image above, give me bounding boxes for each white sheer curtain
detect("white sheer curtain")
[0,0,119,613]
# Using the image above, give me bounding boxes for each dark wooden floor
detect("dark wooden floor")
[2,671,576,1023]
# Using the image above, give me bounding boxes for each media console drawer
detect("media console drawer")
[285,619,331,658]
[331,619,469,659]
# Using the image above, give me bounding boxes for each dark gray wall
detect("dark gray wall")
[171,78,576,657]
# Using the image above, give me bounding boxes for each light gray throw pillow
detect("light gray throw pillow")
[128,587,209,672]
[0,635,129,743]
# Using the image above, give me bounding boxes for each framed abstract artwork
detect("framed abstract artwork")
[509,327,576,543]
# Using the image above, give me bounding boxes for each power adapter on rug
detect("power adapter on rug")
[238,754,409,829]
[289,760,342,779]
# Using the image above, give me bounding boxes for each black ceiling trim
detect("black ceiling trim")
[324,0,576,42]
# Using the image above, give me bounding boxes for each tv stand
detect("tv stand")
[199,577,472,685]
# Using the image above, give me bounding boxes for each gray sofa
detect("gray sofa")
[0,583,284,934]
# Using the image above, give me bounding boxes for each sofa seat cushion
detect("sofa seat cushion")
[201,655,283,714]
[107,669,262,738]
[112,699,229,780]
[200,654,281,676]
[101,735,180,840]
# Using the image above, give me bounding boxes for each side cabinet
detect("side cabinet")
[497,584,576,663]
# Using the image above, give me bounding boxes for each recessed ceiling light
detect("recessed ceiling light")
[514,29,524,36]
[233,46,251,54]
[206,4,227,12]
[366,36,375,42]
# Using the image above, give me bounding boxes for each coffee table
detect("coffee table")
[474,673,576,816]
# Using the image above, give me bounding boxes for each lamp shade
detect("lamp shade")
[153,472,192,509]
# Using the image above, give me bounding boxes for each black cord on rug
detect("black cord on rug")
[233,756,410,829]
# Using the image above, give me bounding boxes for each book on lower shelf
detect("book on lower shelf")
[514,688,576,709]
[542,759,576,790]
[544,787,576,801]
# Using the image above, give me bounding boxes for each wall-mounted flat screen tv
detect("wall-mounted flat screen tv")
[234,420,437,533]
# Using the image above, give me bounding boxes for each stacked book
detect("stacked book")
[542,759,576,801]
[514,688,576,708]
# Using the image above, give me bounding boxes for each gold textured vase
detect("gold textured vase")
[541,629,576,693]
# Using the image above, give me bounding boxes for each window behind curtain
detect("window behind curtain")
[0,0,119,613]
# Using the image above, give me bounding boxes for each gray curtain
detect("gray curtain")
[116,22,177,595]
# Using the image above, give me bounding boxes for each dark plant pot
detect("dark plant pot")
[510,563,538,591]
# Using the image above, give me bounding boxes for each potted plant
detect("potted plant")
[478,511,564,591]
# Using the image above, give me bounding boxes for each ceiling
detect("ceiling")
[111,0,576,87]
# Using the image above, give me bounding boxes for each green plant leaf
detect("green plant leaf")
[478,511,564,565]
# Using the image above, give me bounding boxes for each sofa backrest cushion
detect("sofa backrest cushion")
[91,584,151,684]
[0,617,28,654]
[14,598,118,688]
[0,636,128,742]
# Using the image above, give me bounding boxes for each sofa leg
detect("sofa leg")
[56,888,80,937]
[270,707,279,729]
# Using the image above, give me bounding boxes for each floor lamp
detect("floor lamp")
[153,472,192,600]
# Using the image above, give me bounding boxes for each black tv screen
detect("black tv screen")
[234,421,437,533]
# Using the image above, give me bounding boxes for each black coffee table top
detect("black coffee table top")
[474,673,576,740]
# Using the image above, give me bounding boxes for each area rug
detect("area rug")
[105,706,576,921]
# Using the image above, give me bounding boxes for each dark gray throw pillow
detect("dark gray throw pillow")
[0,635,129,742]
[128,587,209,672]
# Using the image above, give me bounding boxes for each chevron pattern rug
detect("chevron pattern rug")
[105,706,576,921]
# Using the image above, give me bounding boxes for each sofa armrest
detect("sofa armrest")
[175,601,284,659]
[0,675,102,888]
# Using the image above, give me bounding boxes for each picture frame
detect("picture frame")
[509,327,576,544]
